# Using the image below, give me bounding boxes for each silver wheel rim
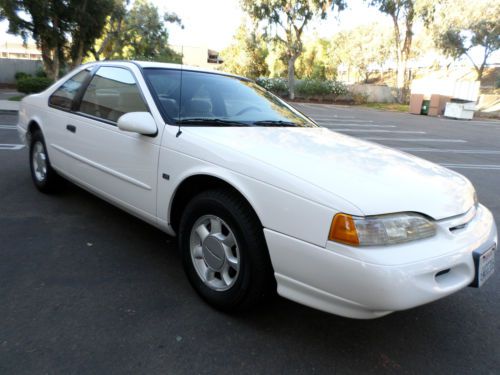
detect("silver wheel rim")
[32,141,47,182]
[189,215,240,291]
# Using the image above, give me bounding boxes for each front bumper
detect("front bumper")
[264,204,497,319]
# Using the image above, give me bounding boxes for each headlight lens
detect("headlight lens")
[329,213,437,246]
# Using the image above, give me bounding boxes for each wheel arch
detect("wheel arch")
[26,118,44,144]
[169,173,263,235]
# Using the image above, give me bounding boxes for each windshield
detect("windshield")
[143,68,317,127]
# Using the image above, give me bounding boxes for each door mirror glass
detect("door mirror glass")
[117,112,157,135]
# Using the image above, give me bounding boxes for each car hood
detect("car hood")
[185,126,475,220]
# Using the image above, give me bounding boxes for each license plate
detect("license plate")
[471,245,495,288]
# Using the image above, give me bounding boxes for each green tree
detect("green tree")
[431,0,500,80]
[67,0,116,67]
[296,38,336,80]
[90,0,128,61]
[331,23,392,83]
[90,0,182,63]
[367,0,421,102]
[220,21,269,79]
[241,0,346,99]
[123,0,182,62]
[0,0,115,79]
[266,41,288,78]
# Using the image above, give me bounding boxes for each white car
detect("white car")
[17,61,497,319]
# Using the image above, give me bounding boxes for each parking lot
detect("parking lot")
[1,105,499,374]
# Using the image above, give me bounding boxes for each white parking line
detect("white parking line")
[400,148,500,154]
[320,123,396,128]
[315,118,374,123]
[0,144,24,150]
[361,137,467,143]
[333,129,426,134]
[441,163,500,170]
[0,125,17,130]
[438,119,500,127]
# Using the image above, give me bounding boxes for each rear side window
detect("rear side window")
[79,67,148,123]
[49,69,91,110]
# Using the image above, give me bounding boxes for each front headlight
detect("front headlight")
[329,213,436,246]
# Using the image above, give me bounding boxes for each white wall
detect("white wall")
[0,59,43,84]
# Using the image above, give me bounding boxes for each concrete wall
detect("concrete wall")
[348,84,396,103]
[476,94,500,118]
[0,59,43,84]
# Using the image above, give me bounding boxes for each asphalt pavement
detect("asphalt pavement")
[1,106,499,374]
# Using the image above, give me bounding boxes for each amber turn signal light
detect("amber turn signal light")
[329,213,360,246]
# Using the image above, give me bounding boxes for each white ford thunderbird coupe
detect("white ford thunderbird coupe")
[17,61,496,318]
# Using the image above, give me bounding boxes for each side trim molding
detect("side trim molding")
[51,143,152,191]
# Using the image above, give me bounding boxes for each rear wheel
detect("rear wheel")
[178,189,275,311]
[29,130,59,193]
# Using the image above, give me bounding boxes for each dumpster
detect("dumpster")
[420,100,430,115]
[444,101,475,120]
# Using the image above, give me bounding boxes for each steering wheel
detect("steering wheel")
[234,106,262,116]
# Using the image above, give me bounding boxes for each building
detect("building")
[0,41,42,60]
[170,45,223,69]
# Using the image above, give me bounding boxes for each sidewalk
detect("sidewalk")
[0,100,20,111]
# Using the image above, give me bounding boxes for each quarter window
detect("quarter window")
[79,67,148,123]
[49,69,91,110]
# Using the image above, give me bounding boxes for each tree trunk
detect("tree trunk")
[396,58,406,103]
[54,50,60,80]
[40,42,58,81]
[72,41,85,68]
[288,55,297,100]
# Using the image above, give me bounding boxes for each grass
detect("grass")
[8,95,25,101]
[360,102,409,112]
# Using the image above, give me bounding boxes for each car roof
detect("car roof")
[87,60,247,81]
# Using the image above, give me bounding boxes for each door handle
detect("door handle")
[66,124,76,133]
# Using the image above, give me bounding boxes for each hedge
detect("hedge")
[295,79,348,97]
[14,72,31,81]
[17,77,54,94]
[255,77,288,95]
[256,77,348,98]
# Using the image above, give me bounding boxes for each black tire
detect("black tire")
[29,130,59,193]
[178,189,276,312]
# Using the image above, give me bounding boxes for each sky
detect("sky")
[0,0,389,50]
[160,0,388,50]
[0,0,497,65]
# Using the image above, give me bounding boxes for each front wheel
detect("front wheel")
[178,189,275,311]
[29,130,59,193]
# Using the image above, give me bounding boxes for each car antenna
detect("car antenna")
[176,45,184,138]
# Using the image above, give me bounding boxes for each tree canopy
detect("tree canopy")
[331,23,392,83]
[220,21,269,79]
[241,0,346,99]
[431,0,500,79]
[0,0,115,79]
[91,0,182,63]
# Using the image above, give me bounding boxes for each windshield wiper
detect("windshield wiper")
[176,118,249,127]
[253,120,298,127]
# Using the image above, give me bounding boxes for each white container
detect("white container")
[444,102,475,120]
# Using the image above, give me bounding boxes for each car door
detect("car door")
[44,67,94,172]
[62,65,161,222]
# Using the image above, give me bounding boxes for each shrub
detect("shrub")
[327,80,348,97]
[17,77,54,94]
[295,79,348,98]
[35,68,48,78]
[296,79,331,97]
[14,72,31,81]
[351,93,369,105]
[255,77,289,95]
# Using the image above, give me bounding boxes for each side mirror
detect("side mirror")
[117,112,157,136]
